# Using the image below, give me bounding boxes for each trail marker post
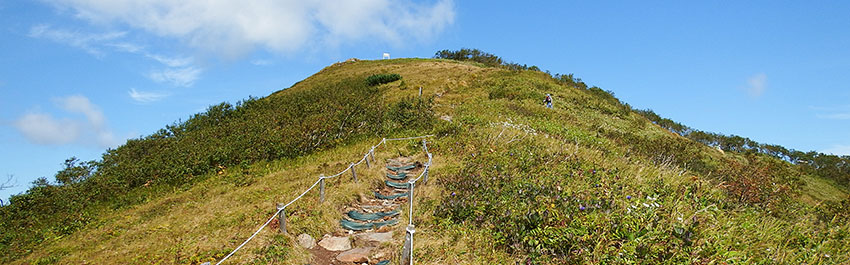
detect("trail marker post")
[277,203,287,234]
[350,163,357,182]
[402,224,415,265]
[319,175,325,203]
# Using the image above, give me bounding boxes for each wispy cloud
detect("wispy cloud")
[148,67,201,87]
[29,24,202,86]
[744,73,767,98]
[105,42,144,53]
[816,113,850,120]
[822,144,850,156]
[28,24,125,57]
[128,88,168,103]
[49,0,455,57]
[14,95,122,148]
[251,59,273,66]
[147,54,192,68]
[811,105,850,120]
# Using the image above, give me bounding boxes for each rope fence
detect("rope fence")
[214,135,434,264]
[401,139,433,265]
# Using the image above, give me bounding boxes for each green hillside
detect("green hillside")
[2,52,849,264]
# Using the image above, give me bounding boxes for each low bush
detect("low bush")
[0,77,434,262]
[365,73,402,86]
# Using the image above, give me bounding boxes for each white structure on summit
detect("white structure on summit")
[382,52,390,59]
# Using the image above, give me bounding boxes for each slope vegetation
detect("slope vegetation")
[4,57,849,264]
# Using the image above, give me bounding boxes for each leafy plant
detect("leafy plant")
[365,73,402,86]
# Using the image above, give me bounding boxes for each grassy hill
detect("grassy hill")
[3,55,849,264]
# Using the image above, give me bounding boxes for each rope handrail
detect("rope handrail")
[409,154,432,184]
[215,207,283,265]
[215,135,433,264]
[283,178,322,209]
[385,135,434,141]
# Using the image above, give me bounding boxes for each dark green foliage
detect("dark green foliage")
[0,78,435,262]
[386,96,435,130]
[434,48,503,67]
[54,157,96,186]
[816,196,850,224]
[365,73,401,86]
[636,108,850,187]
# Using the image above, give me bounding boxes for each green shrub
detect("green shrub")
[386,96,435,130]
[0,77,436,262]
[365,73,401,86]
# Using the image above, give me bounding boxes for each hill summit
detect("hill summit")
[3,50,849,264]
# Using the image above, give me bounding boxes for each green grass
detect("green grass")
[7,58,849,264]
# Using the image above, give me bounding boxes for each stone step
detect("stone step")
[353,231,393,247]
[317,235,351,251]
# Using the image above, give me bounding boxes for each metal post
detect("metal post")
[350,163,357,182]
[319,175,325,203]
[402,224,415,265]
[277,203,287,234]
[408,181,415,225]
[418,86,422,96]
[423,166,428,185]
[369,149,375,163]
[422,139,427,153]
[365,154,371,168]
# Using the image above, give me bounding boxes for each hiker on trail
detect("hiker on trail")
[544,94,553,109]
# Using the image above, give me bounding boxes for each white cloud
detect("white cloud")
[251,59,273,66]
[28,24,125,56]
[13,113,80,145]
[13,95,122,148]
[128,88,168,103]
[49,0,455,57]
[745,73,767,98]
[148,67,201,87]
[56,95,105,128]
[822,144,850,156]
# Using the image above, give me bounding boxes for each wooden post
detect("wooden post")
[350,163,357,182]
[277,203,287,234]
[369,149,375,163]
[365,154,371,168]
[319,175,325,203]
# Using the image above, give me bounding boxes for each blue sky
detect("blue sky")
[2,1,849,200]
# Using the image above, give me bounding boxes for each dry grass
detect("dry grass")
[17,139,411,264]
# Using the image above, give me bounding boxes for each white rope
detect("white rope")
[216,135,433,264]
[215,207,283,265]
[410,153,432,183]
[284,178,322,209]
[385,135,434,141]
